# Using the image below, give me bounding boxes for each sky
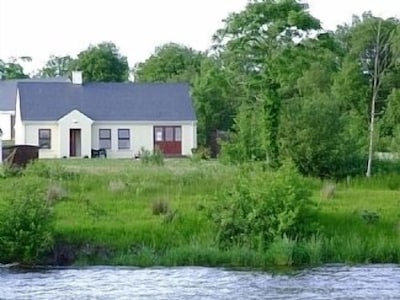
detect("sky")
[0,0,400,75]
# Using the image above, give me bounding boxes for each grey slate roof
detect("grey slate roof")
[17,82,196,122]
[0,77,69,111]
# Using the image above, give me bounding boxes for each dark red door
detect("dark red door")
[154,126,182,156]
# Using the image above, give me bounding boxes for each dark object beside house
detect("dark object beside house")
[91,148,107,158]
[2,145,40,168]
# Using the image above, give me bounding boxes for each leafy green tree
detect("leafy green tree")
[281,93,365,179]
[133,43,205,84]
[192,58,239,147]
[0,58,29,79]
[380,89,400,152]
[220,101,268,163]
[38,55,76,78]
[75,42,129,82]
[333,14,400,176]
[214,0,321,166]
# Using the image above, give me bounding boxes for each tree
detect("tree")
[364,19,399,177]
[214,0,321,166]
[75,42,129,82]
[133,43,205,84]
[380,89,400,152]
[280,92,364,179]
[192,57,239,148]
[0,58,29,79]
[334,14,400,177]
[38,55,76,78]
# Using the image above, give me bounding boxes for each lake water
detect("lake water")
[0,265,399,299]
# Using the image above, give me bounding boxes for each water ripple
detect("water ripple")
[0,265,399,299]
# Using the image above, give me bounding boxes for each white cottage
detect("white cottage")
[14,72,197,158]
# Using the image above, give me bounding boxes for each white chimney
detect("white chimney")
[72,71,83,85]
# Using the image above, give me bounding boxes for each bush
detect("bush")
[151,148,164,166]
[191,146,211,162]
[46,182,68,204]
[152,198,170,215]
[219,102,268,164]
[214,162,319,249]
[0,164,23,178]
[140,147,164,166]
[0,178,54,265]
[280,94,367,179]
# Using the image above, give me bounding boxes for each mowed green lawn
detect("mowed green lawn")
[1,158,400,266]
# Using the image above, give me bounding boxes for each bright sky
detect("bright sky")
[0,0,399,75]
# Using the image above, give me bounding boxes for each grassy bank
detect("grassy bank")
[1,159,400,267]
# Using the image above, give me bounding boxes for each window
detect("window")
[174,127,181,142]
[118,129,130,150]
[154,126,182,142]
[99,129,111,149]
[155,127,163,142]
[165,127,174,142]
[38,129,51,149]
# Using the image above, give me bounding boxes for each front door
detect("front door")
[154,126,182,156]
[69,129,81,157]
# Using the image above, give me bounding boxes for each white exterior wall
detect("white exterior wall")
[182,122,197,155]
[58,110,93,158]
[16,102,197,159]
[0,112,12,141]
[92,123,153,158]
[23,110,93,158]
[92,121,197,158]
[24,123,59,158]
[14,90,25,145]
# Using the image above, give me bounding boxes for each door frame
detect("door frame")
[69,128,82,157]
[154,126,182,156]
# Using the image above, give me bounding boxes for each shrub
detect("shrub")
[191,146,211,161]
[280,95,367,179]
[219,102,268,164]
[140,147,164,166]
[0,164,22,178]
[152,199,170,215]
[46,182,68,204]
[265,236,296,266]
[139,147,152,164]
[214,162,319,249]
[23,160,52,178]
[151,148,164,166]
[0,178,54,265]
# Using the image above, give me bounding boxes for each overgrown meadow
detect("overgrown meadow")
[1,158,399,268]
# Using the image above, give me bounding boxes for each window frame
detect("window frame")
[38,129,51,149]
[154,126,182,142]
[118,128,130,150]
[99,129,112,149]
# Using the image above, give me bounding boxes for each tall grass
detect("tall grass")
[1,159,400,267]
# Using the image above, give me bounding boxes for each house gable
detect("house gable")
[58,109,93,158]
[58,109,94,126]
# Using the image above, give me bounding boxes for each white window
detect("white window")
[155,127,163,142]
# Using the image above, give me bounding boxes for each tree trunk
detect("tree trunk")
[366,21,382,177]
